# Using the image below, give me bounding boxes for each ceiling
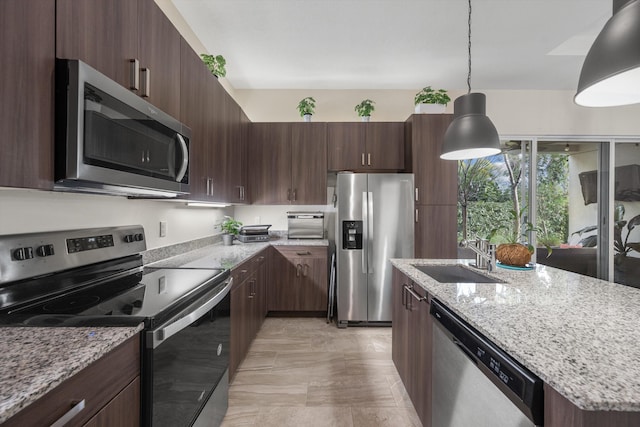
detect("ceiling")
[171,0,611,91]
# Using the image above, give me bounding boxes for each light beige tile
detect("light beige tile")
[237,351,277,372]
[220,406,261,426]
[271,351,347,378]
[351,407,422,427]
[229,383,308,407]
[386,374,415,408]
[249,336,316,352]
[256,407,354,427]
[307,376,397,407]
[344,352,398,376]
[231,370,311,387]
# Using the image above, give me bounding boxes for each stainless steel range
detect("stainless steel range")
[0,226,231,427]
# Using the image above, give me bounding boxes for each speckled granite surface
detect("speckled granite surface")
[147,235,329,269]
[391,258,640,412]
[0,325,143,423]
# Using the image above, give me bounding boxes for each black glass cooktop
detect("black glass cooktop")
[0,265,228,327]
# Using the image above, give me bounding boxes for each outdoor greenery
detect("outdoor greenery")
[354,99,375,117]
[297,97,316,117]
[457,152,569,248]
[201,54,227,77]
[414,86,451,106]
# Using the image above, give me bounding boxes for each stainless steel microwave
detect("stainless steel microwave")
[55,59,190,197]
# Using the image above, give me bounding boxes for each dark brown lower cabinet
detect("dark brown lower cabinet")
[392,267,431,426]
[3,334,140,427]
[229,249,268,381]
[269,246,328,312]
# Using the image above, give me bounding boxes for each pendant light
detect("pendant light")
[575,0,640,107]
[441,0,501,160]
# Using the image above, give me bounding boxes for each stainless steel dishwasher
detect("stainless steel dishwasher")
[430,299,544,427]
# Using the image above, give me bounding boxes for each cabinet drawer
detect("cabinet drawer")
[274,246,327,259]
[3,334,140,427]
[231,248,268,286]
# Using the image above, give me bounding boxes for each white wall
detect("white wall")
[0,188,231,249]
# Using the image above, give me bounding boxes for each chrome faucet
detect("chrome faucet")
[460,239,497,272]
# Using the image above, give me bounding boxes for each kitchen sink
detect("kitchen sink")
[412,264,506,284]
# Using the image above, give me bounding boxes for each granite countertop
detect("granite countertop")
[147,235,329,270]
[0,325,143,423]
[391,258,640,412]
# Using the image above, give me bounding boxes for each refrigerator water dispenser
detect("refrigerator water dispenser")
[342,221,363,249]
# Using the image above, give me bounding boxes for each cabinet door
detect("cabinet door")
[365,122,404,170]
[56,0,138,89]
[230,277,252,380]
[327,123,366,171]
[83,377,140,427]
[298,251,328,311]
[138,0,181,118]
[415,205,458,258]
[0,0,54,190]
[410,114,456,205]
[214,92,246,203]
[180,40,211,200]
[392,268,411,386]
[269,248,299,311]
[249,123,292,204]
[407,286,431,426]
[291,123,327,204]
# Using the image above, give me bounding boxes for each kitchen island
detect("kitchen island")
[391,258,640,426]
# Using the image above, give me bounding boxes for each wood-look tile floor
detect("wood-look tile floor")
[221,317,421,427]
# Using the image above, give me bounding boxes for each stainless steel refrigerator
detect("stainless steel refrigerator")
[335,172,415,327]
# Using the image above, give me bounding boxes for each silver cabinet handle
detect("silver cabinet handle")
[50,399,86,427]
[152,278,232,348]
[415,188,419,202]
[296,264,302,277]
[367,153,371,166]
[146,149,150,163]
[361,153,365,166]
[140,67,150,98]
[287,189,292,201]
[129,59,139,90]
[406,285,425,302]
[303,263,309,277]
[175,134,189,182]
[415,208,419,223]
[293,189,297,201]
[206,178,211,196]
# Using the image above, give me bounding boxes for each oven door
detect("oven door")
[144,278,231,427]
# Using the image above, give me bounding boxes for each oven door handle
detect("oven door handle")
[150,277,232,349]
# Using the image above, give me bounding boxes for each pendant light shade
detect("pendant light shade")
[441,93,501,160]
[575,0,640,107]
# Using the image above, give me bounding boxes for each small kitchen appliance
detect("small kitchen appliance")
[287,211,324,239]
[0,226,230,427]
[237,224,271,243]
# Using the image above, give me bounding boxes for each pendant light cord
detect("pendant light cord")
[467,0,472,94]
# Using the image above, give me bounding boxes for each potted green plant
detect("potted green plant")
[355,99,375,122]
[297,97,316,122]
[221,216,242,246]
[414,86,451,114]
[200,54,227,78]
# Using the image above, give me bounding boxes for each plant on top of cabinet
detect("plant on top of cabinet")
[414,86,451,113]
[297,96,316,122]
[355,99,375,121]
[201,53,226,77]
[221,216,242,245]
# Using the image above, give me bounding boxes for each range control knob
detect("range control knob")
[13,247,34,261]
[36,244,55,257]
[134,233,144,242]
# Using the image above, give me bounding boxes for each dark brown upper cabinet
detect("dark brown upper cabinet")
[250,123,327,205]
[57,0,181,118]
[0,0,55,190]
[328,122,404,171]
[405,114,456,205]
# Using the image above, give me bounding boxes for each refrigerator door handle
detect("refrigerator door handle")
[362,191,368,274]
[367,191,374,273]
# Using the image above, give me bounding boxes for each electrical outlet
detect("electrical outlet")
[159,221,167,237]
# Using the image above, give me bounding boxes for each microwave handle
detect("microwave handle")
[175,133,189,182]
